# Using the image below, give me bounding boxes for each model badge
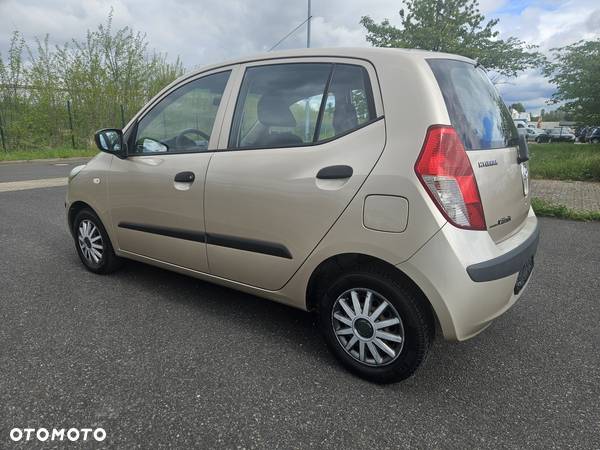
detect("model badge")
[489,216,512,228]
[478,160,498,168]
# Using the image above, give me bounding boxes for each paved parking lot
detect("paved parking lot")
[0,163,599,448]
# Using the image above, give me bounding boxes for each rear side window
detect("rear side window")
[428,59,518,150]
[229,63,376,149]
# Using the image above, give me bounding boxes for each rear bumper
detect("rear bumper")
[466,224,539,282]
[398,208,538,341]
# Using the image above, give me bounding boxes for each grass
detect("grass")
[529,143,600,181]
[531,198,600,221]
[0,147,98,162]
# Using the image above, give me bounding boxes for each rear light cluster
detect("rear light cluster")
[415,126,486,230]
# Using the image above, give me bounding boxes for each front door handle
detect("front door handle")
[174,171,195,183]
[316,165,353,180]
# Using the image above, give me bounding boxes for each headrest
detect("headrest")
[257,94,297,127]
[333,100,358,135]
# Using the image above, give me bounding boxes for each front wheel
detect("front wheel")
[318,267,434,383]
[73,209,123,274]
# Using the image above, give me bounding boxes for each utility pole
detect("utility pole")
[307,0,311,48]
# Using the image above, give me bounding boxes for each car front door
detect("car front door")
[108,69,235,272]
[204,60,386,290]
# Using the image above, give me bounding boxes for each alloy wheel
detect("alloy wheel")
[77,219,104,265]
[331,288,405,366]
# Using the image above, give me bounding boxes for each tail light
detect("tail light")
[415,125,486,230]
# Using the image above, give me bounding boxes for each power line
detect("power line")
[268,16,312,52]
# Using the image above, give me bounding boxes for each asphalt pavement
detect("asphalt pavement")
[0,158,91,182]
[0,169,599,448]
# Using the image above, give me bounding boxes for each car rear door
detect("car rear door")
[428,59,530,243]
[204,59,385,290]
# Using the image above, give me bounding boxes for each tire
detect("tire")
[592,138,599,144]
[318,266,434,383]
[73,208,123,274]
[535,137,540,143]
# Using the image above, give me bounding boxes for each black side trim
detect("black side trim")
[208,233,292,259]
[466,223,539,282]
[118,223,292,259]
[316,165,353,179]
[119,222,206,243]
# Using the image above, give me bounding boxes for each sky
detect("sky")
[1,0,599,114]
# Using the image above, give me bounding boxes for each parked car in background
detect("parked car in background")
[585,127,600,144]
[576,126,591,142]
[548,127,575,143]
[525,127,548,143]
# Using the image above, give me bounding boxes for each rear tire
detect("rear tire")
[73,208,123,274]
[318,266,434,383]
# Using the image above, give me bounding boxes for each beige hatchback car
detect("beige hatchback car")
[67,48,538,383]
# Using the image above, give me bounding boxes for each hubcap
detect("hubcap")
[331,288,404,366]
[77,219,104,265]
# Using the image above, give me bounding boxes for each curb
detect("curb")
[0,156,93,165]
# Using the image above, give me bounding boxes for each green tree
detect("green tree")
[360,0,544,78]
[510,102,525,113]
[543,39,600,125]
[541,107,574,122]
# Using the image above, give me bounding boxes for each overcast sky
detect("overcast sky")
[1,0,599,113]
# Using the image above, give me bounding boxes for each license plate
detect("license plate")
[521,162,529,196]
[514,256,534,294]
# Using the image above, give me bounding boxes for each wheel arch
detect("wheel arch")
[68,201,107,237]
[305,253,438,330]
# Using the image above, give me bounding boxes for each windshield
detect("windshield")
[428,59,519,150]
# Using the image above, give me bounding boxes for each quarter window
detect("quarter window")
[133,71,230,154]
[318,64,375,141]
[229,63,376,149]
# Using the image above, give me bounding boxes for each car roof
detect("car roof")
[182,47,476,80]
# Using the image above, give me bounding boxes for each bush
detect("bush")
[0,12,184,151]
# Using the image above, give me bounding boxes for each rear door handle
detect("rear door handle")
[316,165,353,180]
[174,171,195,183]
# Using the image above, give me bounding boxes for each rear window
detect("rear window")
[428,59,518,150]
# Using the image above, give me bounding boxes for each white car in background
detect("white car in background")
[525,128,548,143]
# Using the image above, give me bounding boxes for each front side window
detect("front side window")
[133,71,230,154]
[229,63,376,149]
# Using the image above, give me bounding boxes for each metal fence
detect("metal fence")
[0,84,139,152]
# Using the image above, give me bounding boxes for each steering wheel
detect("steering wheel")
[175,128,210,148]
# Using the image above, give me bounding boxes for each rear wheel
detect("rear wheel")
[73,209,123,274]
[318,266,434,383]
[592,138,600,144]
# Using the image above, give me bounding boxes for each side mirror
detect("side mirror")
[517,132,529,164]
[94,128,125,157]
